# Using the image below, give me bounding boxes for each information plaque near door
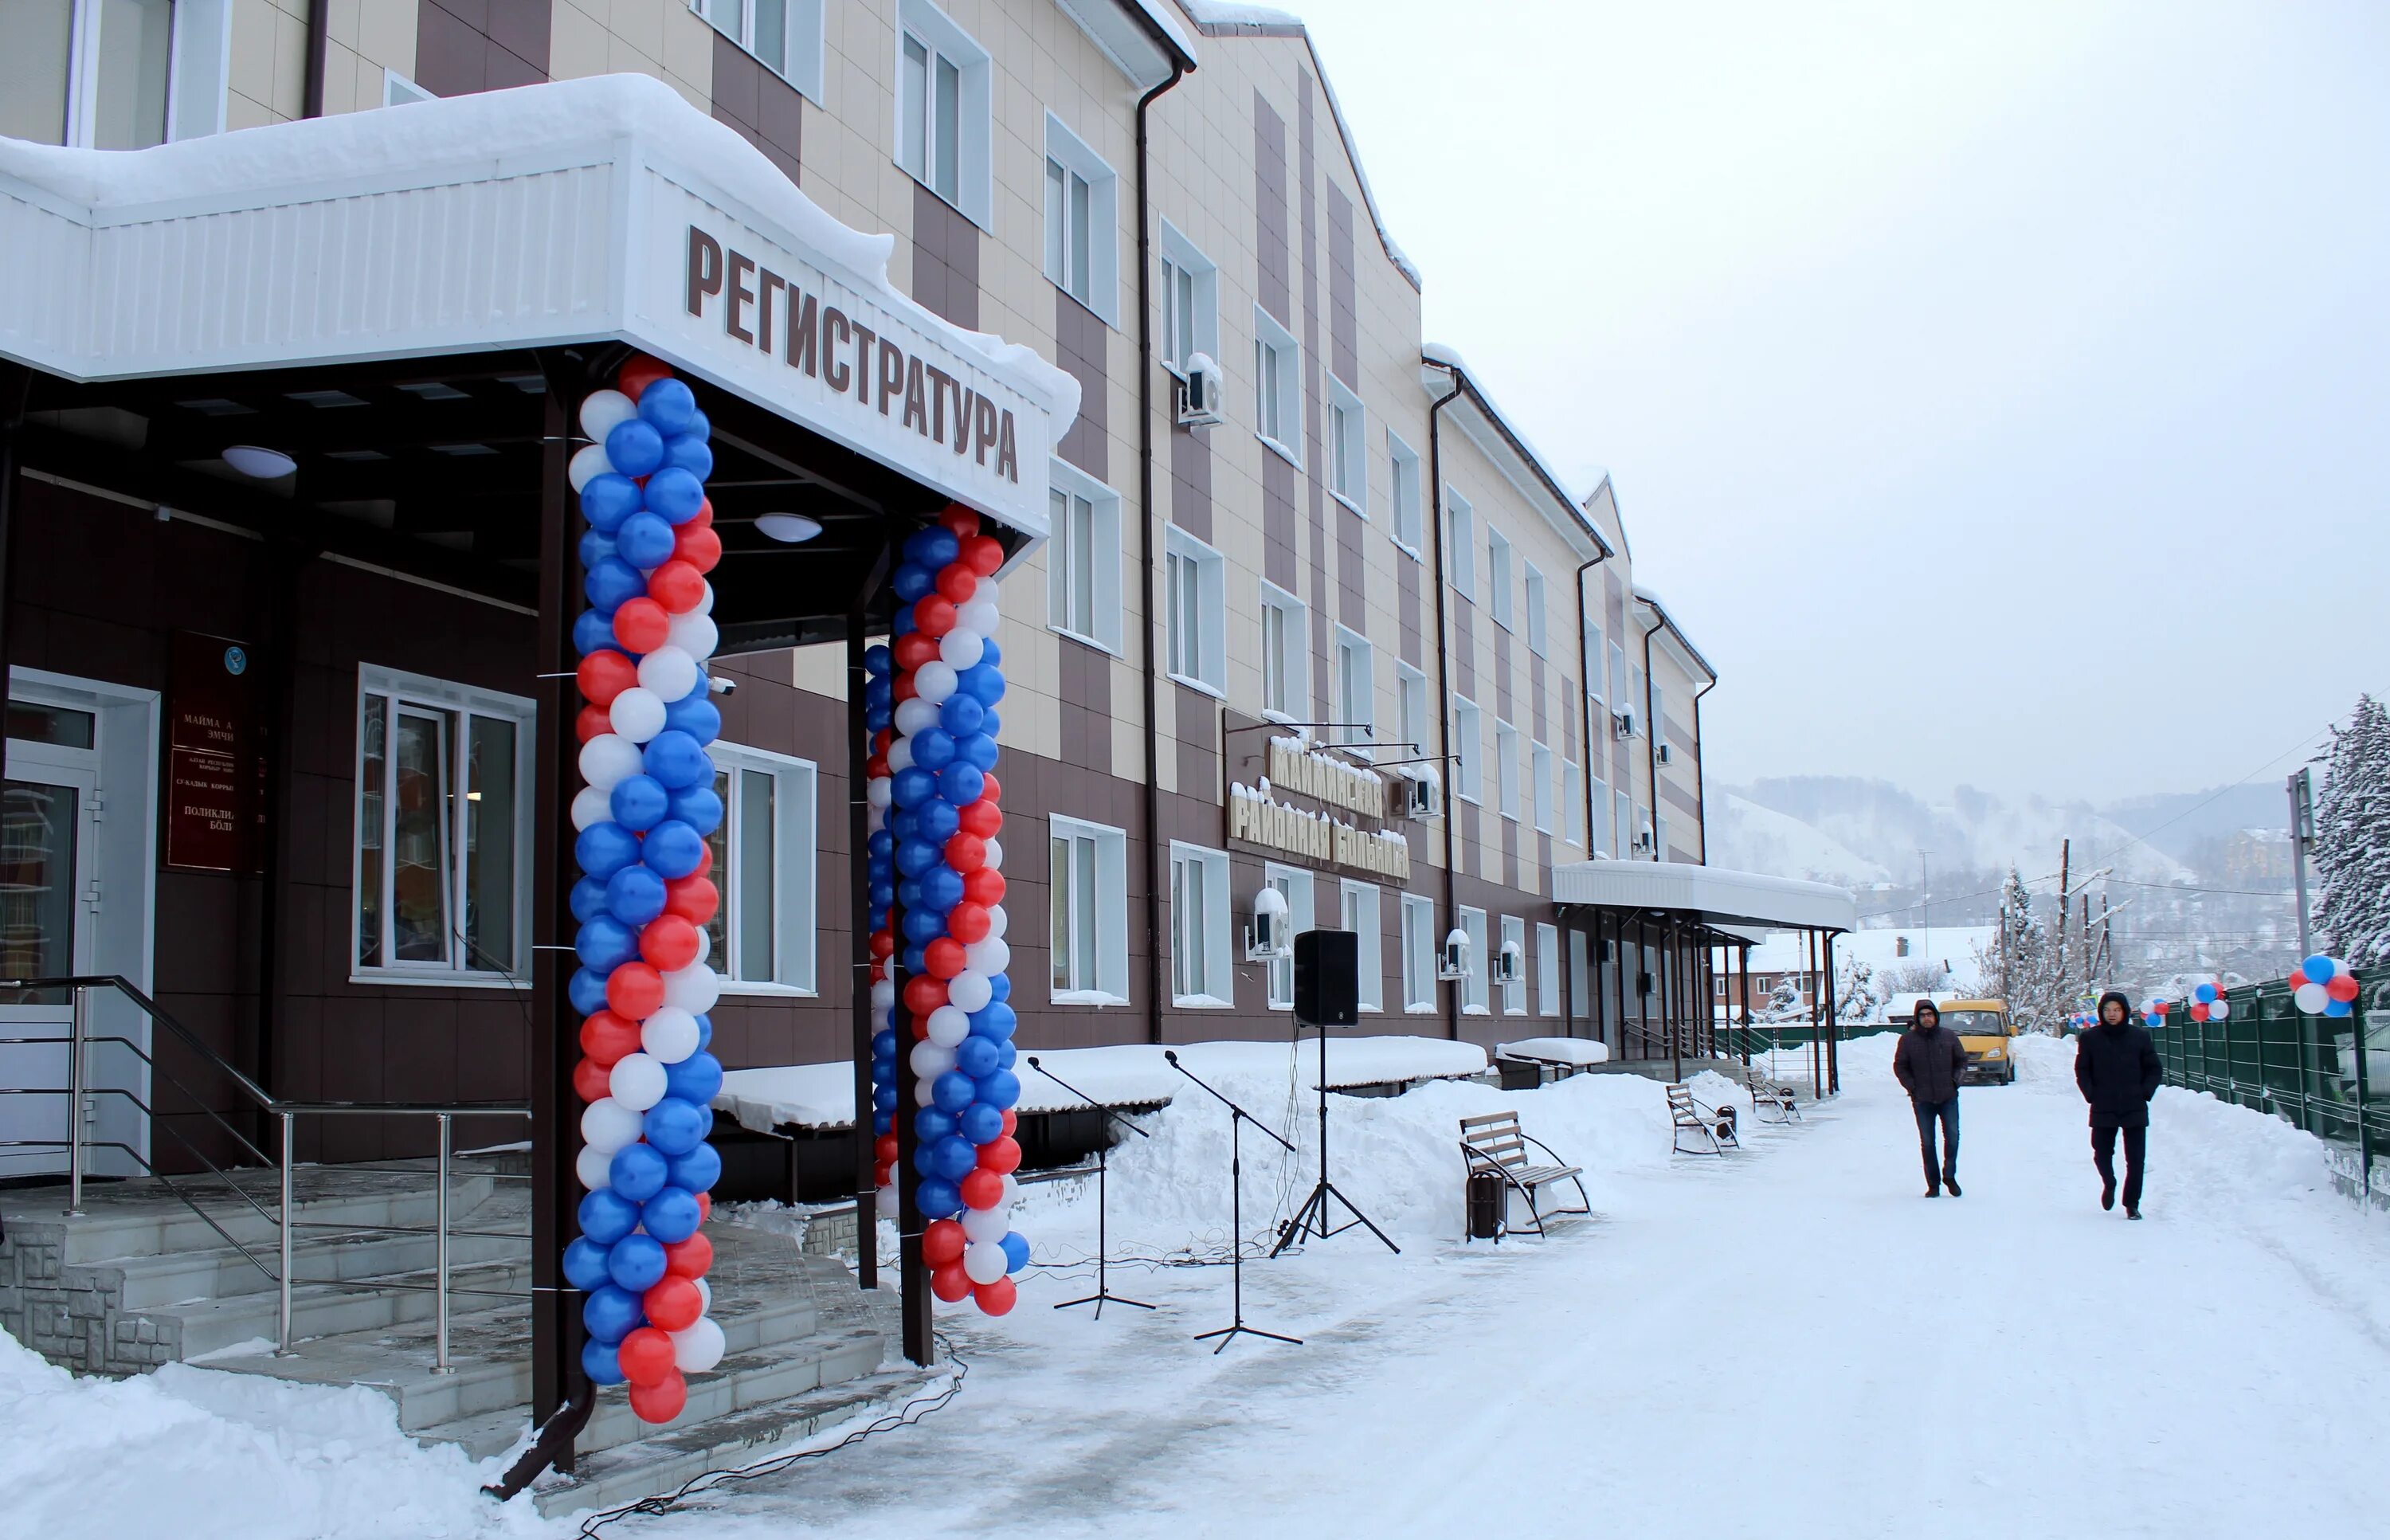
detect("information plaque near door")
[163,631,266,873]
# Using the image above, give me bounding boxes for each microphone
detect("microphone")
[1026,1055,1042,1068]
[1164,1050,1179,1065]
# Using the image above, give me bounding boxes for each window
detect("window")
[1651,681,1667,750]
[1525,566,1548,656]
[703,743,820,993]
[1459,907,1489,1014]
[1656,814,1671,863]
[1170,842,1232,1006]
[1253,308,1302,462]
[1536,922,1561,1017]
[1590,769,1610,856]
[1334,628,1373,758]
[1532,742,1554,833]
[1500,915,1527,1016]
[1401,893,1437,1012]
[1393,662,1428,759]
[1447,491,1475,600]
[697,0,825,99]
[1388,433,1422,554]
[1046,462,1123,652]
[1585,616,1607,708]
[1049,816,1129,1003]
[1264,864,1314,1009]
[1495,719,1519,821]
[1608,641,1629,716]
[1158,221,1219,372]
[1339,881,1383,1012]
[1260,583,1307,719]
[1044,114,1119,323]
[1561,762,1583,847]
[895,0,990,225]
[1326,376,1365,512]
[1164,527,1225,694]
[1616,790,1633,857]
[1487,530,1514,629]
[1629,665,1647,732]
[1452,697,1482,804]
[353,668,533,982]
[6,0,232,149]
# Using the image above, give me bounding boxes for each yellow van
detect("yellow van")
[1941,999,2016,1085]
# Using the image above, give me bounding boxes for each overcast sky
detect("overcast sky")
[1275,0,2390,805]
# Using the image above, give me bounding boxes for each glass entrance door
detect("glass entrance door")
[1,703,103,1178]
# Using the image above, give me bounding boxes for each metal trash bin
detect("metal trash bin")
[1466,1170,1505,1241]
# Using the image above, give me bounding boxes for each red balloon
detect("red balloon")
[892,675,917,703]
[924,937,967,979]
[579,1009,643,1065]
[695,1190,711,1222]
[874,1132,899,1165]
[868,931,895,960]
[872,729,893,754]
[613,598,672,654]
[617,1326,676,1387]
[673,522,722,573]
[912,595,958,638]
[577,649,638,707]
[2328,973,2361,1002]
[947,902,991,945]
[958,1168,1004,1210]
[627,1370,687,1424]
[643,1275,704,1333]
[972,1277,1017,1316]
[874,1162,892,1187]
[936,563,978,604]
[958,799,1003,839]
[641,914,703,972]
[940,504,981,540]
[2289,968,2312,989]
[962,534,1004,577]
[866,754,891,779]
[923,1217,966,1268]
[893,633,940,672]
[2190,1002,2210,1022]
[576,703,614,743]
[962,868,1006,907]
[977,1135,1021,1175]
[663,1231,713,1278]
[979,772,1002,805]
[944,833,986,872]
[931,1263,974,1303]
[904,975,949,1015]
[572,1055,612,1103]
[648,559,707,614]
[664,875,719,927]
[607,962,665,1020]
[617,355,673,401]
[1001,1109,1017,1138]
[689,499,714,529]
[688,842,713,881]
[911,1013,931,1041]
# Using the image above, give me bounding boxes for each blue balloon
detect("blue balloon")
[610,774,670,832]
[578,1187,641,1246]
[581,472,642,531]
[903,908,947,944]
[562,1235,615,1293]
[920,864,965,913]
[938,762,985,805]
[975,1068,1022,1111]
[609,1142,670,1204]
[2304,954,2337,982]
[904,527,961,569]
[578,529,619,570]
[955,1039,1002,1083]
[959,732,1000,772]
[915,1107,958,1145]
[637,377,700,435]
[665,1143,721,1198]
[576,821,642,879]
[864,676,893,709]
[892,563,934,603]
[915,1177,962,1220]
[645,1181,707,1240]
[995,1040,1017,1072]
[896,837,941,879]
[989,973,1011,1005]
[903,944,928,974]
[645,467,707,524]
[2327,998,2354,1018]
[606,864,668,927]
[582,1283,644,1344]
[866,710,892,738]
[2193,982,2217,1004]
[585,557,645,613]
[614,509,676,569]
[979,639,1002,669]
[663,1050,724,1106]
[571,875,612,924]
[932,1069,977,1115]
[892,766,938,808]
[890,808,920,843]
[575,916,639,973]
[927,1134,977,1181]
[872,1084,899,1113]
[643,820,707,879]
[662,434,714,481]
[1001,1232,1031,1275]
[607,1232,668,1292]
[693,1014,713,1054]
[684,406,712,442]
[956,1096,1003,1141]
[667,785,723,836]
[699,1105,715,1139]
[893,607,915,637]
[864,644,893,676]
[642,731,710,791]
[981,708,1002,739]
[938,693,985,736]
[962,663,1006,705]
[663,688,722,743]
[572,605,617,656]
[582,1336,627,1385]
[605,417,665,477]
[916,798,962,844]
[871,1028,897,1060]
[868,829,895,860]
[874,1110,895,1135]
[645,1096,707,1158]
[969,1001,1017,1040]
[912,727,958,770]
[570,966,612,1017]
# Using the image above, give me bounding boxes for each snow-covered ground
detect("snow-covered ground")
[11,1036,2390,1538]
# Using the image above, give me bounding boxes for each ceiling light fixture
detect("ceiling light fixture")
[754,512,823,543]
[221,445,296,479]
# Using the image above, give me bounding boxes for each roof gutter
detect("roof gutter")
[304,0,330,119]
[1573,549,1612,856]
[1691,672,1718,864]
[1640,605,1664,860]
[1426,364,1466,1039]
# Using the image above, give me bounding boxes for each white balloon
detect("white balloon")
[965,938,1010,976]
[927,1005,970,1047]
[664,612,718,659]
[887,736,915,773]
[568,442,613,492]
[876,1184,900,1217]
[580,1097,643,1154]
[867,778,893,811]
[939,629,985,670]
[984,839,1005,872]
[609,1052,668,1111]
[959,601,999,637]
[946,971,992,1013]
[575,1143,615,1190]
[693,1276,712,1314]
[911,1040,957,1079]
[914,660,958,703]
[642,1006,700,1064]
[963,1240,1009,1285]
[961,1203,1009,1243]
[976,578,1001,605]
[914,1077,937,1107]
[894,697,940,737]
[579,388,637,441]
[637,646,699,703]
[2295,982,2329,1013]
[866,802,885,833]
[692,926,711,966]
[669,1315,727,1373]
[571,785,613,831]
[692,583,715,617]
[871,978,896,1012]
[609,687,667,743]
[2210,998,2231,1021]
[1000,1173,1021,1205]
[663,963,721,1014]
[985,904,1009,940]
[579,734,644,792]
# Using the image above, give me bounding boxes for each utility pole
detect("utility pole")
[2050,838,2071,1030]
[2288,768,2317,958]
[1918,849,1933,963]
[2082,891,2094,996]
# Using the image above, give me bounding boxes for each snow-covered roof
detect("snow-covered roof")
[1633,587,1718,683]
[1056,0,1199,87]
[1424,344,1614,558]
[1742,925,1996,977]
[1552,859,1857,933]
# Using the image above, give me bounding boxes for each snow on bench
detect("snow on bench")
[1495,1038,1612,1068]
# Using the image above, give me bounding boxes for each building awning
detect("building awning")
[1553,859,1857,935]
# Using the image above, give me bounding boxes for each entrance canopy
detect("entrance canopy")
[1553,859,1857,935]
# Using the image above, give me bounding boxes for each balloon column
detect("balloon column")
[861,506,1031,1317]
[560,356,730,1425]
[2290,954,2361,1018]
[2187,981,2231,1025]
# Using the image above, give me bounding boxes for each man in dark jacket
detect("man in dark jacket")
[1893,1000,1968,1197]
[2075,989,2163,1217]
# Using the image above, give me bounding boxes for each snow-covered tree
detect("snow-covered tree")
[1836,953,1879,1022]
[2315,695,2390,964]
[1978,865,2066,1030]
[1761,974,1805,1022]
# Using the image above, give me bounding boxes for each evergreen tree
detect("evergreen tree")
[1980,865,2062,1029]
[1836,953,1879,1022]
[2315,695,2390,963]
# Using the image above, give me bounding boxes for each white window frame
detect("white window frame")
[46,0,233,149]
[1264,863,1314,1010]
[1585,615,1607,710]
[1170,841,1233,1007]
[1524,565,1548,656]
[893,0,992,228]
[1495,719,1519,821]
[1046,459,1123,654]
[1487,529,1514,630]
[1535,921,1561,1017]
[1591,769,1612,857]
[1334,626,1374,759]
[1447,490,1475,600]
[1500,915,1528,1016]
[1459,906,1490,1015]
[1339,880,1384,1013]
[1617,790,1636,857]
[1044,112,1120,325]
[1401,893,1437,1012]
[695,0,826,100]
[1326,375,1365,514]
[1387,431,1423,557]
[1259,581,1307,721]
[1532,740,1554,833]
[1452,696,1482,805]
[1252,307,1303,465]
[1657,813,1671,864]
[1164,525,1226,696]
[1651,680,1668,750]
[1158,220,1219,374]
[708,741,821,995]
[351,665,535,986]
[1049,814,1130,1005]
[1393,661,1428,759]
[1561,762,1583,848]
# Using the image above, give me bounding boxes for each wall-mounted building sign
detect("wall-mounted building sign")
[163,631,264,874]
[1220,711,1412,884]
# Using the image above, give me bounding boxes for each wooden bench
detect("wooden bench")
[1667,1083,1740,1154]
[1459,1111,1590,1240]
[1745,1068,1802,1124]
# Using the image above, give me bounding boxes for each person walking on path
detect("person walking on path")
[1894,1000,1968,1197]
[2075,989,2163,1218]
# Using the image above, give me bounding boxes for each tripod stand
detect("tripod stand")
[1025,1056,1154,1316]
[1165,1051,1302,1353]
[1270,1022,1399,1258]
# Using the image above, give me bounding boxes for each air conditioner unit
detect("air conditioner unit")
[1492,942,1522,984]
[1244,886,1291,961]
[1612,711,1636,740]
[1437,927,1471,982]
[1177,351,1226,426]
[1655,743,1675,766]
[1402,773,1441,821]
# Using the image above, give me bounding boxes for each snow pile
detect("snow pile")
[1497,1037,1612,1067]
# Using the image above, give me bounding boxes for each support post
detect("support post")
[276,1110,295,1354]
[845,621,879,1291]
[1824,932,1840,1095]
[65,984,86,1215]
[2289,769,2316,958]
[0,363,30,826]
[434,1112,453,1373]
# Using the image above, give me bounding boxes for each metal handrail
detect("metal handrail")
[0,974,531,1372]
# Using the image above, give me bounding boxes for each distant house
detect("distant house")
[1718,926,1996,1020]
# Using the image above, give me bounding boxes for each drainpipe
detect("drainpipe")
[303,0,330,119]
[1572,551,1610,855]
[1425,365,1465,1040]
[1640,607,1663,860]
[1690,672,1718,864]
[1133,52,1190,1044]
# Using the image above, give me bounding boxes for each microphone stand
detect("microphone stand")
[1025,1056,1155,1316]
[1271,1020,1399,1258]
[1165,1051,1303,1353]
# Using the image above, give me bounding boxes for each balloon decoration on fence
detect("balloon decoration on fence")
[863,506,1031,1317]
[2141,997,2170,1025]
[2188,981,2230,1024]
[560,356,730,1425]
[2290,954,2360,1018]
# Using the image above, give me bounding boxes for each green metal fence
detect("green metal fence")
[2147,970,2390,1201]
